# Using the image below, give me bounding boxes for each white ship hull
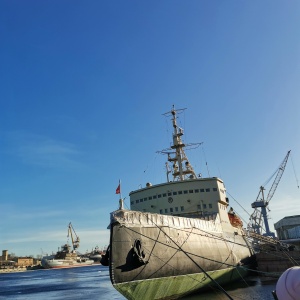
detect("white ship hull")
[41,257,94,269]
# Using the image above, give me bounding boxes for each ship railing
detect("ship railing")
[174,211,218,221]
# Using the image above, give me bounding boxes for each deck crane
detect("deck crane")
[67,222,80,251]
[249,150,291,238]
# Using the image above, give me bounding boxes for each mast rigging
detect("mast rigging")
[158,105,202,182]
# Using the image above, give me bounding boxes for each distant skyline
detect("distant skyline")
[1,1,300,256]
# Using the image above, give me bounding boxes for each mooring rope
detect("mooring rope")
[123,222,235,299]
[112,209,300,299]
[118,217,242,299]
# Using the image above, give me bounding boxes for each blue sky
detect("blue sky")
[1,1,300,257]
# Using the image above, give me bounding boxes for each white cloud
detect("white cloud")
[2,228,110,257]
[5,131,83,169]
[5,228,108,244]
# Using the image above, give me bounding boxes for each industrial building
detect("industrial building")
[0,250,40,270]
[274,215,300,248]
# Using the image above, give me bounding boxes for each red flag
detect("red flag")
[116,183,121,194]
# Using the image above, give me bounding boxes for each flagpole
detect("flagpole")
[116,179,124,210]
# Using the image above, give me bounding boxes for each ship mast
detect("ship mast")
[160,105,198,182]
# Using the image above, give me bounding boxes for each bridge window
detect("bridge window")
[195,189,199,193]
[184,190,188,194]
[213,188,217,191]
[173,191,177,195]
[163,193,167,197]
[181,206,184,211]
[153,195,157,199]
[149,196,152,200]
[200,189,205,192]
[206,188,210,192]
[189,190,194,193]
[158,194,162,198]
[165,208,168,213]
[170,208,173,213]
[175,207,179,212]
[209,204,212,208]
[178,191,183,195]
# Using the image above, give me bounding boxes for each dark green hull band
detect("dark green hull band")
[113,265,249,300]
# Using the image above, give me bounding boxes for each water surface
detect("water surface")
[0,266,277,300]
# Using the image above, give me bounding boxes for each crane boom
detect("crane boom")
[67,222,80,250]
[266,150,291,204]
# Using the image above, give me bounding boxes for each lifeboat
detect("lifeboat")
[228,213,243,228]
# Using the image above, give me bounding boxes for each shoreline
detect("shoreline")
[0,267,28,273]
[0,263,101,274]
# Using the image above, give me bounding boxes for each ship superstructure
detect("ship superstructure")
[130,107,227,217]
